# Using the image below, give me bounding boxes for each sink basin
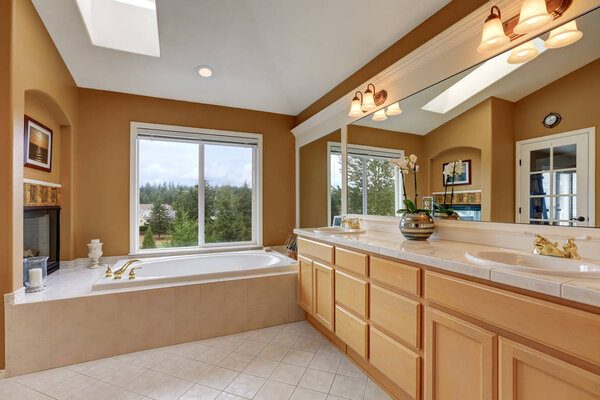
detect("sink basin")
[466,250,600,277]
[313,227,365,235]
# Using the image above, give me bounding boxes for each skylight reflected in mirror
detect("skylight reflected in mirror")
[76,0,160,57]
[421,38,547,114]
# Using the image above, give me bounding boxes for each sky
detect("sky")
[139,139,253,187]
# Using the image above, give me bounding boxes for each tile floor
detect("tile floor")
[0,321,393,400]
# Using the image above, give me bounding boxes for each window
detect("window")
[327,144,403,219]
[131,123,262,253]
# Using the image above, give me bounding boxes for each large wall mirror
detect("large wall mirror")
[347,7,599,228]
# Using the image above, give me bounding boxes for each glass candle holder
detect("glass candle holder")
[23,256,48,293]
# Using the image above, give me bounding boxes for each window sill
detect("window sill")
[130,244,263,258]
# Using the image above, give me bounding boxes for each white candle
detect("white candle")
[91,239,100,244]
[29,268,43,287]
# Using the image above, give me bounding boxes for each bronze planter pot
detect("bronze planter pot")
[399,212,435,241]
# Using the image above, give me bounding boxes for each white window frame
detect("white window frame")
[130,122,263,255]
[328,143,404,218]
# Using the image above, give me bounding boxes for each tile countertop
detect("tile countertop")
[294,228,600,308]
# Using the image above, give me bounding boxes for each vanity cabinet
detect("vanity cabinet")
[499,338,600,400]
[424,308,497,400]
[313,261,334,331]
[297,236,600,400]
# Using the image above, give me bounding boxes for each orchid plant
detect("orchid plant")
[437,160,465,215]
[391,154,430,214]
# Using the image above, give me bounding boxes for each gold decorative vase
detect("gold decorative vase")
[399,212,435,241]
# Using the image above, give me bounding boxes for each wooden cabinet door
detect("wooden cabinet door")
[335,270,369,318]
[425,307,497,400]
[298,256,313,313]
[313,261,334,331]
[499,337,600,400]
[335,306,368,358]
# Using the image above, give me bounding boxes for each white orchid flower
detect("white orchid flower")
[409,154,417,163]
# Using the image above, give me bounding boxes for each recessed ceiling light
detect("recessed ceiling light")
[196,65,213,78]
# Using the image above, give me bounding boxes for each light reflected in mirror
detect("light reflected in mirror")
[348,8,599,227]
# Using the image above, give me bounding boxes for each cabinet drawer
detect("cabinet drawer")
[370,284,420,349]
[298,238,334,264]
[335,247,368,276]
[335,270,368,318]
[335,306,368,358]
[370,256,420,296]
[425,271,600,366]
[370,326,420,400]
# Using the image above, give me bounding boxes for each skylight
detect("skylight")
[76,0,160,57]
[421,38,547,114]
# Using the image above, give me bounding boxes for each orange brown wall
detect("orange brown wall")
[514,59,600,221]
[429,147,482,194]
[76,89,296,258]
[299,131,340,228]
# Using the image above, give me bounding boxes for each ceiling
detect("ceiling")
[32,0,451,115]
[354,9,600,135]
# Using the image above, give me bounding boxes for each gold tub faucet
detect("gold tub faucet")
[113,259,143,279]
[341,217,361,230]
[533,234,580,259]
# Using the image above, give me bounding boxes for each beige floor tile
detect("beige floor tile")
[216,392,246,400]
[326,395,348,400]
[290,387,328,400]
[123,369,169,395]
[219,352,254,372]
[102,363,146,387]
[2,383,51,400]
[271,332,300,347]
[152,353,193,374]
[197,366,239,391]
[43,372,96,399]
[234,340,267,356]
[147,375,194,400]
[364,379,393,400]
[254,380,295,400]
[316,343,342,357]
[336,357,367,379]
[282,349,315,367]
[196,348,232,365]
[129,349,170,368]
[82,358,127,380]
[174,360,214,382]
[298,369,335,393]
[162,342,211,359]
[293,337,321,352]
[269,363,306,386]
[15,366,78,392]
[257,344,290,361]
[308,354,342,374]
[329,375,366,400]
[65,380,119,400]
[179,383,221,400]
[242,358,279,378]
[105,387,147,400]
[212,336,247,352]
[225,372,266,398]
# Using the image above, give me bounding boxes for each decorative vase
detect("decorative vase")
[87,239,103,269]
[433,211,461,220]
[399,212,435,241]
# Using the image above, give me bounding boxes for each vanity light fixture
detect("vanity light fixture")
[544,20,583,48]
[386,102,403,116]
[507,40,539,64]
[347,83,388,117]
[348,92,364,117]
[477,6,510,53]
[513,0,553,34]
[372,109,388,121]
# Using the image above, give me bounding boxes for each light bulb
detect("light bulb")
[507,40,539,64]
[477,7,510,53]
[514,0,552,34]
[544,20,583,49]
[372,109,387,121]
[362,86,376,111]
[385,102,402,116]
[348,94,363,117]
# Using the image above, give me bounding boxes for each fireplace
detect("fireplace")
[24,206,60,274]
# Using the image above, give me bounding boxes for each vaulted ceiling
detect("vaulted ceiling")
[33,0,450,115]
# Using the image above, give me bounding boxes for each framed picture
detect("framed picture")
[332,215,342,227]
[24,115,53,172]
[442,159,471,186]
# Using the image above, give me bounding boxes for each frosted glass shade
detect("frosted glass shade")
[514,0,552,34]
[348,96,363,117]
[507,40,539,64]
[372,109,387,121]
[477,15,510,53]
[386,102,403,116]
[362,89,376,111]
[544,20,583,48]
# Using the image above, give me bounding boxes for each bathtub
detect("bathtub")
[92,250,297,291]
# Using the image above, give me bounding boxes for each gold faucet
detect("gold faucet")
[533,235,580,259]
[113,259,142,279]
[341,217,360,230]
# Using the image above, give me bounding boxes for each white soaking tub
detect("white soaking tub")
[92,250,297,291]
